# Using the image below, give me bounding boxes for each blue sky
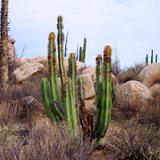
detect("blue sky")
[9,0,160,68]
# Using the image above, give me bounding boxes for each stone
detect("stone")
[85,98,96,112]
[150,84,160,98]
[138,63,160,87]
[116,80,153,112]
[7,37,16,63]
[12,63,44,82]
[78,74,96,99]
[20,96,37,106]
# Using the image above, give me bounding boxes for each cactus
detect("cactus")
[41,33,79,135]
[81,37,87,63]
[0,0,9,91]
[145,49,158,65]
[155,54,158,63]
[79,46,82,62]
[41,16,112,144]
[93,46,112,144]
[77,38,87,63]
[145,54,148,65]
[151,49,154,64]
[57,16,66,97]
[64,32,69,57]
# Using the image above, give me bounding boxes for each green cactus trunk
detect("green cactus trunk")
[93,46,112,143]
[79,46,82,62]
[93,55,103,137]
[67,53,79,134]
[57,16,66,97]
[155,54,158,63]
[151,49,154,64]
[82,38,87,63]
[145,54,148,65]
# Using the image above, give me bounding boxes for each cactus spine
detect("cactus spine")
[93,46,112,143]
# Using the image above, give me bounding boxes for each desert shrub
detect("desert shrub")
[0,120,93,160]
[138,100,160,127]
[117,64,144,83]
[105,121,160,160]
[112,84,149,119]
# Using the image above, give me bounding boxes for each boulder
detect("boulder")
[78,74,96,99]
[116,80,153,112]
[85,98,96,112]
[27,56,48,65]
[138,63,160,87]
[7,37,16,63]
[150,84,160,98]
[12,63,44,82]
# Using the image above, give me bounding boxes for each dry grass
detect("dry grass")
[0,120,93,160]
[105,120,160,160]
[117,64,144,83]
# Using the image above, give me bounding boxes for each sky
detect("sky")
[9,0,160,68]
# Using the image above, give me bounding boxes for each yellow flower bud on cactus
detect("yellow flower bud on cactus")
[103,45,112,57]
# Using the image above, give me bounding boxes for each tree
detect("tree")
[0,0,9,91]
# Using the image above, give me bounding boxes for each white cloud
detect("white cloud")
[9,0,160,67]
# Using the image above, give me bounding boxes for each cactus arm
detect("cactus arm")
[145,54,148,65]
[79,46,82,62]
[95,46,112,140]
[100,46,112,136]
[48,32,65,119]
[82,38,87,63]
[93,55,103,137]
[68,53,79,134]
[41,78,58,122]
[65,78,78,134]
[155,54,158,63]
[57,16,66,97]
[151,49,153,64]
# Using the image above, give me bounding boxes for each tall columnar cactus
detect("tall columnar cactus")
[0,0,9,91]
[151,49,153,64]
[41,16,113,144]
[67,53,79,133]
[155,54,158,63]
[41,32,79,135]
[93,46,112,143]
[57,16,66,97]
[145,54,148,65]
[79,46,82,62]
[81,37,87,63]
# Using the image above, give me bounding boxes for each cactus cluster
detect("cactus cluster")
[76,38,87,63]
[145,49,158,65]
[41,16,112,144]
